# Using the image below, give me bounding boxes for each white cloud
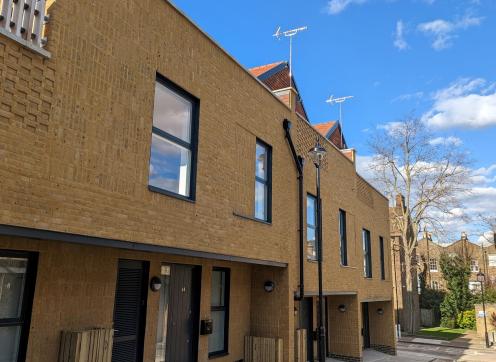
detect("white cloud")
[423,78,496,129]
[428,136,462,146]
[394,20,409,50]
[325,0,367,15]
[391,91,424,103]
[417,14,483,50]
[377,121,404,135]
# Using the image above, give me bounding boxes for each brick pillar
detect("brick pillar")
[327,295,362,362]
[368,301,396,355]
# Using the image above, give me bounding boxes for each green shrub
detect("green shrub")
[472,287,496,304]
[457,310,476,330]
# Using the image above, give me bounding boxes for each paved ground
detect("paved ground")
[326,342,496,362]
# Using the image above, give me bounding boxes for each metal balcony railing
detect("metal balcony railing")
[0,0,50,57]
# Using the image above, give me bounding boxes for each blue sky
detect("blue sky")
[172,0,496,241]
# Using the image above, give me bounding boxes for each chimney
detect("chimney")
[461,232,467,241]
[395,194,405,208]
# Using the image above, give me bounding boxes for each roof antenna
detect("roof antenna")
[273,25,308,78]
[326,95,354,149]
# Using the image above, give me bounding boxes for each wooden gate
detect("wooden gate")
[244,336,283,362]
[58,328,114,362]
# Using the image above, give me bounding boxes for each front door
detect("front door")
[157,264,201,362]
[362,302,370,349]
[112,259,149,362]
[300,297,314,362]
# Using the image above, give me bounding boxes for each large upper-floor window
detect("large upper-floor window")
[379,236,385,280]
[254,140,272,222]
[307,194,317,261]
[209,268,230,357]
[0,250,38,362]
[429,258,438,272]
[148,75,199,200]
[339,209,348,266]
[362,229,372,278]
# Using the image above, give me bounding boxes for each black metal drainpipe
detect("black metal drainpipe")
[283,119,305,301]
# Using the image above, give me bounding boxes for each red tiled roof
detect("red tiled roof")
[248,61,284,78]
[314,121,347,149]
[314,121,337,137]
[249,61,309,121]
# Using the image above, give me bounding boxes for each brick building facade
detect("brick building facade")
[417,234,496,292]
[0,1,395,361]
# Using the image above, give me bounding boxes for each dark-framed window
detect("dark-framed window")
[339,209,348,266]
[307,194,318,261]
[362,229,372,278]
[379,236,385,280]
[209,268,230,357]
[148,74,199,201]
[254,140,272,222]
[0,249,38,362]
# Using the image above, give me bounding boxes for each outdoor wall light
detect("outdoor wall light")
[377,308,384,315]
[264,281,275,293]
[338,304,346,313]
[150,276,162,292]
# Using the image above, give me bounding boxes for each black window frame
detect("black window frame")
[339,209,348,266]
[0,249,38,362]
[362,229,372,278]
[306,193,318,261]
[379,236,385,280]
[148,73,200,202]
[209,267,230,358]
[254,139,272,222]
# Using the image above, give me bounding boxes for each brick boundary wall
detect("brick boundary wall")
[371,344,396,355]
[328,353,362,362]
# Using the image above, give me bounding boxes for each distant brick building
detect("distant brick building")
[417,233,496,291]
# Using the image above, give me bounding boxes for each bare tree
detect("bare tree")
[368,117,471,334]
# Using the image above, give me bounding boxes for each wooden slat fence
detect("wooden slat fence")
[58,328,114,362]
[245,336,283,362]
[295,329,307,362]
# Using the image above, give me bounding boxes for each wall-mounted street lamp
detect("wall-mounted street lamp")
[377,308,384,315]
[264,280,275,293]
[338,304,346,313]
[150,276,162,292]
[477,271,490,348]
[309,139,327,362]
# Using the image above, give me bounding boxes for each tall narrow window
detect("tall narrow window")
[470,259,479,272]
[307,194,318,261]
[379,236,385,280]
[339,209,348,266]
[429,258,438,272]
[254,140,272,222]
[0,250,38,362]
[362,229,372,278]
[209,268,230,357]
[148,75,199,199]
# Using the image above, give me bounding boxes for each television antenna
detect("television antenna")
[325,95,354,149]
[273,25,308,77]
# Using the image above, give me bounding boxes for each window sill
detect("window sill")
[306,258,318,263]
[340,264,356,269]
[364,277,373,280]
[233,212,271,225]
[148,185,195,203]
[209,352,229,359]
